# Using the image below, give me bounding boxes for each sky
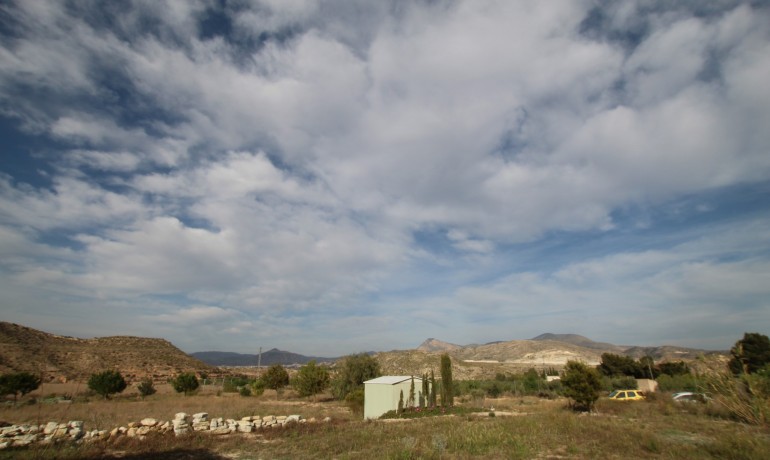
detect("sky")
[1,0,769,357]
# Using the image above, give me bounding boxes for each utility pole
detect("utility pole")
[257,347,262,370]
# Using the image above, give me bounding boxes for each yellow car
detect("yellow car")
[608,389,645,401]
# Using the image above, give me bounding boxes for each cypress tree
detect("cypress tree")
[429,369,437,407]
[440,353,454,407]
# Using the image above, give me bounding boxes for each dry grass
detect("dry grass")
[2,383,353,430]
[2,390,770,459]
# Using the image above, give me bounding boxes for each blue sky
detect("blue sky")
[1,0,769,356]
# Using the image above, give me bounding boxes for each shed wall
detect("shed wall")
[364,378,427,420]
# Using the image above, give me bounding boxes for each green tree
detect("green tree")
[331,353,381,400]
[562,361,602,412]
[88,370,127,399]
[429,370,437,407]
[729,332,770,375]
[137,377,156,398]
[598,353,643,377]
[421,373,429,408]
[262,364,290,390]
[440,353,454,407]
[657,361,690,376]
[294,361,330,398]
[398,389,404,414]
[0,372,42,401]
[171,372,199,396]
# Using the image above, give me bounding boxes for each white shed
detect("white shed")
[364,376,427,420]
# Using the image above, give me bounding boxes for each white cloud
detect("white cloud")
[0,1,769,354]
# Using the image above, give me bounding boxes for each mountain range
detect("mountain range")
[0,322,726,381]
[189,349,334,367]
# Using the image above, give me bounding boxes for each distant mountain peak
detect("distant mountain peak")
[417,338,462,352]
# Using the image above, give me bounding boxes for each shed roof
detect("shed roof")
[364,376,422,385]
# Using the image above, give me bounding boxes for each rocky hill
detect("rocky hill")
[531,333,626,353]
[0,322,217,382]
[375,334,727,379]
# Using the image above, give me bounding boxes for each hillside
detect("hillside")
[191,349,334,366]
[375,334,727,378]
[0,322,217,382]
[531,333,625,353]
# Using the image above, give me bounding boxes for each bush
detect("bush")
[604,376,638,391]
[656,373,698,392]
[0,372,41,401]
[562,361,602,412]
[331,353,381,400]
[251,379,266,396]
[88,370,127,399]
[345,387,365,415]
[137,378,156,397]
[171,373,199,396]
[262,365,290,390]
[294,361,330,398]
[239,386,252,397]
[706,370,770,426]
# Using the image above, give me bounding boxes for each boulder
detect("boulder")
[140,418,158,427]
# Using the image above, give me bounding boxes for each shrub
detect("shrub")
[0,372,42,401]
[331,353,381,400]
[171,372,199,396]
[294,361,330,398]
[656,373,698,392]
[262,365,290,390]
[88,370,127,399]
[251,379,266,396]
[345,387,365,415]
[562,361,602,412]
[706,370,770,426]
[239,386,251,397]
[729,332,770,375]
[137,377,156,397]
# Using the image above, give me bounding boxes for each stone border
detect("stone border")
[0,413,333,449]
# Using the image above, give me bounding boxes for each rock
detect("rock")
[69,421,84,428]
[193,412,208,421]
[127,427,138,438]
[175,412,189,421]
[43,422,59,435]
[12,434,39,446]
[209,427,231,435]
[53,425,69,438]
[0,441,9,449]
[140,418,158,427]
[137,426,152,436]
[323,417,332,423]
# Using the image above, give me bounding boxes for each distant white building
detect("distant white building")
[363,376,427,420]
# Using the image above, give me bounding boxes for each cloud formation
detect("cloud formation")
[1,0,769,355]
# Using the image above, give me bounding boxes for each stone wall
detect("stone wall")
[0,412,331,449]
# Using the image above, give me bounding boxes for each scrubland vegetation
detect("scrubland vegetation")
[1,334,769,458]
[2,386,769,459]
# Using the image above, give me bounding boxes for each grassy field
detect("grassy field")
[2,386,769,459]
